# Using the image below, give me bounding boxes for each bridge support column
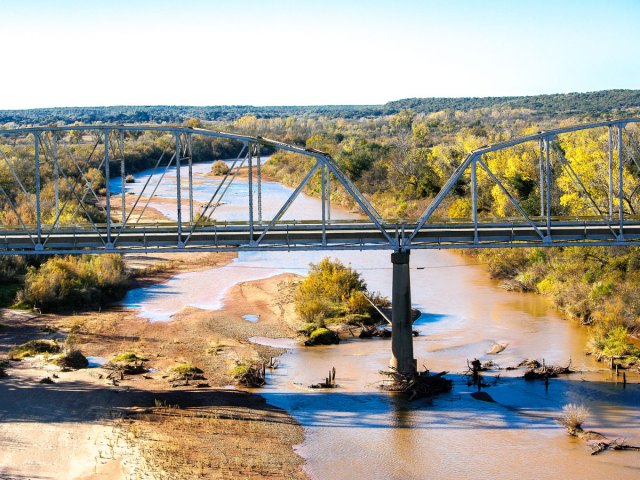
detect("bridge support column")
[390,251,416,376]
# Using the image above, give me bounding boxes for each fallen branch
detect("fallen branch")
[380,367,452,401]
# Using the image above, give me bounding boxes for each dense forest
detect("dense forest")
[1,89,639,126]
[0,89,639,361]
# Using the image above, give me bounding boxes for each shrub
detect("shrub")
[229,364,249,378]
[295,257,368,324]
[298,322,317,336]
[171,363,203,379]
[52,349,89,369]
[306,327,339,346]
[592,326,640,358]
[24,254,129,311]
[211,160,230,176]
[558,403,590,431]
[9,340,61,359]
[112,352,148,363]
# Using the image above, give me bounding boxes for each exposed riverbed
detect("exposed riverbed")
[115,160,640,480]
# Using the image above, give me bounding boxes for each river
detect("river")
[114,159,640,480]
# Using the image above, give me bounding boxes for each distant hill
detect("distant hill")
[383,89,640,116]
[1,89,638,126]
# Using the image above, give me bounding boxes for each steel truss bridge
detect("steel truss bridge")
[0,119,639,255]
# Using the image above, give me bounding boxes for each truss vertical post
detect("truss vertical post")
[471,156,478,243]
[104,129,112,246]
[248,142,254,242]
[327,167,331,223]
[618,124,624,238]
[53,132,59,220]
[545,136,552,239]
[34,133,42,248]
[256,143,262,224]
[539,138,545,217]
[187,134,193,224]
[120,130,126,225]
[175,133,183,245]
[321,161,327,246]
[608,126,614,219]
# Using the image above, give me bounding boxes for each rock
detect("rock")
[487,342,508,354]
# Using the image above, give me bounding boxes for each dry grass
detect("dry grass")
[120,403,305,479]
[559,403,590,430]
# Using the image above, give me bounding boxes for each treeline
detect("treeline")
[2,89,639,127]
[385,89,640,118]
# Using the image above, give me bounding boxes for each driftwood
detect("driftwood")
[567,426,640,455]
[265,357,279,369]
[381,367,452,401]
[524,359,573,380]
[105,360,148,381]
[358,324,419,339]
[309,367,337,389]
[590,439,640,455]
[236,364,266,388]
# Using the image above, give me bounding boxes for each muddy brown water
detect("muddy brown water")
[118,161,640,480]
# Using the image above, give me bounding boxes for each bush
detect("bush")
[52,349,89,369]
[211,160,230,176]
[24,254,129,311]
[9,340,61,359]
[112,352,148,363]
[592,326,640,358]
[229,364,249,378]
[295,257,368,324]
[171,363,203,379]
[305,327,339,346]
[558,403,590,430]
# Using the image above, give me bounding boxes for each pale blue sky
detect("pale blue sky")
[1,0,639,109]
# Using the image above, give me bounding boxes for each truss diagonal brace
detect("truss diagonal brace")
[477,158,546,241]
[254,160,321,246]
[551,141,620,240]
[321,157,394,246]
[408,152,478,245]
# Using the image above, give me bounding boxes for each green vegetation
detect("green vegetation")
[308,327,339,346]
[23,254,128,311]
[229,363,249,378]
[2,90,639,125]
[8,339,61,359]
[171,363,203,378]
[210,160,230,175]
[590,326,640,359]
[112,352,148,363]
[52,349,89,369]
[294,257,373,326]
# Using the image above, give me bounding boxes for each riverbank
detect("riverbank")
[0,258,308,479]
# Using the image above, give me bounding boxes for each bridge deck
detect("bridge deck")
[1,220,638,254]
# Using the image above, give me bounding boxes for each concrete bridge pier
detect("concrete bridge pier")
[389,251,417,376]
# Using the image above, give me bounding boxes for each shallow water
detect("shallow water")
[86,356,107,368]
[118,161,640,479]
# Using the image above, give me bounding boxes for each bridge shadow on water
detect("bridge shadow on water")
[1,371,638,434]
[260,373,640,432]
